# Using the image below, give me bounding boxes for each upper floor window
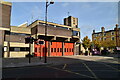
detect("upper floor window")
[10,32,30,36]
[111,32,114,35]
[9,47,29,51]
[94,34,98,37]
[73,31,79,36]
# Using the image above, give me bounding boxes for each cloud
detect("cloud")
[62,3,69,7]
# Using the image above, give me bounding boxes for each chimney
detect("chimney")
[114,24,119,30]
[93,30,95,33]
[101,27,105,32]
[116,24,119,28]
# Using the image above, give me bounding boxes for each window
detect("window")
[67,48,69,52]
[10,32,30,36]
[111,37,114,41]
[60,48,62,52]
[94,38,96,40]
[4,47,7,52]
[65,48,66,52]
[111,32,114,35]
[72,49,74,52]
[54,48,56,52]
[10,47,14,51]
[69,48,71,52]
[14,48,20,51]
[57,48,59,52]
[104,37,106,40]
[51,48,53,52]
[94,34,99,37]
[20,47,29,51]
[10,47,29,51]
[73,31,79,36]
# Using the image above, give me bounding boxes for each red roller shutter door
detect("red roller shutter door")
[34,41,48,57]
[56,42,62,56]
[50,42,62,56]
[51,42,56,56]
[64,43,74,56]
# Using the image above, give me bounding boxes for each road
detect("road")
[2,59,120,80]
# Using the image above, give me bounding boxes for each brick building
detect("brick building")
[0,1,81,58]
[92,24,120,48]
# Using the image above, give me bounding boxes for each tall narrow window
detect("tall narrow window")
[51,48,53,52]
[54,48,56,52]
[111,37,114,41]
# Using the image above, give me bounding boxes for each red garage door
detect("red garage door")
[50,42,62,56]
[64,43,74,56]
[34,41,48,57]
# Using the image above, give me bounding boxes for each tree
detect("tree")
[92,40,116,49]
[101,40,116,48]
[93,40,102,49]
[82,36,91,50]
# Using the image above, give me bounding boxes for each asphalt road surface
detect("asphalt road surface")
[2,60,120,80]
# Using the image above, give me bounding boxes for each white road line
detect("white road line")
[81,62,100,80]
[46,66,95,78]
[62,64,67,69]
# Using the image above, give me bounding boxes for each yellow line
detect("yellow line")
[81,62,100,80]
[46,66,95,78]
[62,64,67,69]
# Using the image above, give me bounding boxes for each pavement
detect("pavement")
[2,54,120,68]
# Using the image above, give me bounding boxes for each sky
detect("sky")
[8,1,118,40]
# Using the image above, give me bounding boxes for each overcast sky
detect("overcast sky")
[9,2,118,40]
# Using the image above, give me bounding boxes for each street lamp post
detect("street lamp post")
[44,0,54,63]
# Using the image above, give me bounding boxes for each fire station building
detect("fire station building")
[0,1,81,58]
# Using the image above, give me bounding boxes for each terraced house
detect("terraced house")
[92,24,120,48]
[0,1,81,58]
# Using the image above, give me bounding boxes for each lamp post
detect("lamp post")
[44,0,54,63]
[115,24,119,48]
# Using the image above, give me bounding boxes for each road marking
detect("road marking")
[62,64,67,69]
[46,66,95,78]
[81,62,100,80]
[99,62,120,72]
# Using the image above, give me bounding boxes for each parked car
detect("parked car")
[92,49,100,55]
[101,49,110,55]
